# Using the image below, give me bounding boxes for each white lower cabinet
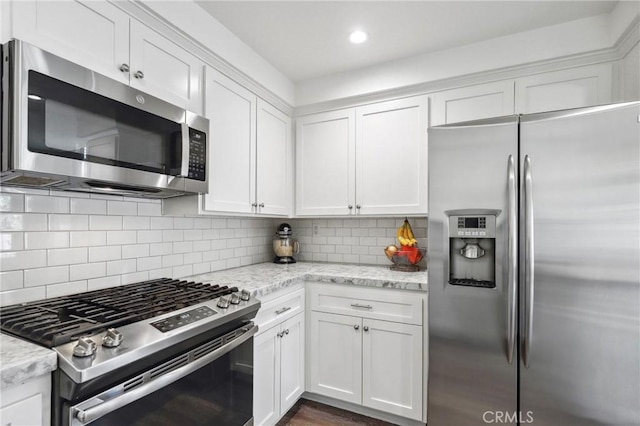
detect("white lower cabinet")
[0,374,51,426]
[307,283,425,422]
[254,289,305,426]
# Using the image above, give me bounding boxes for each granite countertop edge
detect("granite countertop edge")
[0,262,427,387]
[0,333,57,389]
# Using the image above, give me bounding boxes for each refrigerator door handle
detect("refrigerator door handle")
[507,155,517,364]
[523,155,535,368]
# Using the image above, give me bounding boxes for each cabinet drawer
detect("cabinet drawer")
[255,288,305,333]
[309,283,422,325]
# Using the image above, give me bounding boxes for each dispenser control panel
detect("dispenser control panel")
[449,215,496,238]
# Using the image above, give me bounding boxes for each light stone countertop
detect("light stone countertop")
[0,333,57,389]
[187,261,428,299]
[0,262,427,388]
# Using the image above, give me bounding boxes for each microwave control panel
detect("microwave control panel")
[188,129,207,181]
[449,215,496,238]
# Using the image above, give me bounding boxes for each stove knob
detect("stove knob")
[240,289,251,301]
[73,337,97,357]
[230,293,241,305]
[217,296,230,309]
[102,328,124,348]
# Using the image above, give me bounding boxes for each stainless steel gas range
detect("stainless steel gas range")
[0,278,260,426]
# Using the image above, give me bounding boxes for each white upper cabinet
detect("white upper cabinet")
[296,96,428,216]
[129,21,204,114]
[256,100,292,216]
[200,68,291,216]
[514,63,613,114]
[204,67,257,214]
[356,96,428,215]
[430,80,515,126]
[296,109,356,216]
[11,0,204,114]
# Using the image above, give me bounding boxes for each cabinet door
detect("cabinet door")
[430,81,515,126]
[515,64,613,114]
[129,21,204,114]
[362,319,423,421]
[296,109,356,216]
[308,312,362,404]
[203,67,257,214]
[254,325,281,426]
[0,393,42,426]
[12,0,130,84]
[256,100,292,216]
[279,313,305,415]
[356,96,428,215]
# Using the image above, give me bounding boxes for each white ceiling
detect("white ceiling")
[195,1,617,83]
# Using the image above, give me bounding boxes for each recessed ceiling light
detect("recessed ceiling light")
[349,30,368,44]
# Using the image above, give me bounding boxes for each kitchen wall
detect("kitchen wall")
[287,217,427,266]
[0,189,428,306]
[0,188,274,306]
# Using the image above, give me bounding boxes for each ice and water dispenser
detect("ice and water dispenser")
[447,210,498,288]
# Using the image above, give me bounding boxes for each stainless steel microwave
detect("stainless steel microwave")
[1,40,209,198]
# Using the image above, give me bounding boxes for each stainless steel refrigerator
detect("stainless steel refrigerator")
[427,102,640,425]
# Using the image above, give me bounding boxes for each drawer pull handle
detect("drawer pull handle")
[350,303,373,310]
[363,326,369,332]
[275,307,292,315]
[354,325,359,330]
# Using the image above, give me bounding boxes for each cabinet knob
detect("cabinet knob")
[363,326,369,332]
[348,205,353,210]
[119,63,130,73]
[354,324,359,330]
[277,331,283,338]
[284,329,289,335]
[251,202,258,207]
[134,70,144,79]
[356,204,361,210]
[259,202,265,208]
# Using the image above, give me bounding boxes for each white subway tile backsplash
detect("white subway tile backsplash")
[0,193,24,212]
[70,262,106,281]
[106,259,136,276]
[46,280,88,298]
[172,265,193,278]
[88,275,121,291]
[0,270,23,291]
[1,250,47,271]
[148,267,173,280]
[193,240,211,252]
[90,215,122,230]
[163,230,184,242]
[49,214,89,231]
[122,244,150,259]
[137,230,163,244]
[184,230,203,241]
[174,218,194,229]
[162,254,183,268]
[25,195,69,213]
[121,271,149,285]
[123,216,150,230]
[108,201,138,216]
[24,265,69,287]
[0,286,46,306]
[193,218,212,229]
[0,213,48,231]
[0,232,23,251]
[192,262,210,275]
[137,256,162,271]
[48,247,88,266]
[88,246,121,262]
[173,241,193,254]
[138,202,162,216]
[151,217,173,229]
[70,198,107,215]
[70,231,107,247]
[24,232,69,250]
[106,231,137,245]
[150,242,173,256]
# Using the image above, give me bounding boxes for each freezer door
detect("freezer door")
[519,102,640,425]
[427,117,518,425]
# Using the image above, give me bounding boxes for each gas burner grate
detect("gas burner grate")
[0,278,237,347]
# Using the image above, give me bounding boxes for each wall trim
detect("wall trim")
[111,0,294,116]
[294,18,640,117]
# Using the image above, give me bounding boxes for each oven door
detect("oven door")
[67,324,257,426]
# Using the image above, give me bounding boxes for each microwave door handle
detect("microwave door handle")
[73,324,258,425]
[179,123,190,177]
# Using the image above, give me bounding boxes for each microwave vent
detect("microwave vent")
[3,175,66,187]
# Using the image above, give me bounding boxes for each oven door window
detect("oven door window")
[27,71,183,176]
[71,337,253,426]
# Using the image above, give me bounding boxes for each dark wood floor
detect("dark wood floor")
[276,399,396,426]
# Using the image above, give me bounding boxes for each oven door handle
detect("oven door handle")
[73,323,258,425]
